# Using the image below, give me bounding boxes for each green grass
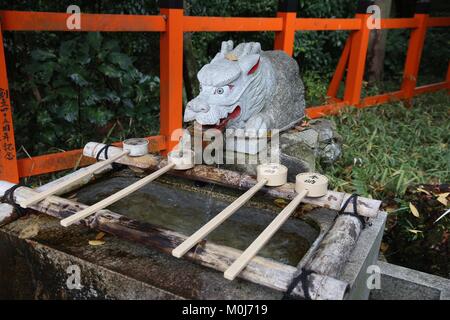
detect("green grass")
[316,90,449,277]
[320,91,450,200]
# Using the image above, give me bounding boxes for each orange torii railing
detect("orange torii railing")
[0,0,449,183]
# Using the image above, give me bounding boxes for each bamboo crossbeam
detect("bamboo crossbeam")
[19,150,129,208]
[60,162,175,227]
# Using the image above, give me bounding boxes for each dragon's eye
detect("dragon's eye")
[216,87,224,95]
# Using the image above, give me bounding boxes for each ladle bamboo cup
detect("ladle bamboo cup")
[224,172,328,281]
[172,163,288,258]
[60,149,195,227]
[122,138,149,157]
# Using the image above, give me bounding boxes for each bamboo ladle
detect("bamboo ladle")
[60,149,195,227]
[224,172,328,281]
[172,163,288,258]
[19,150,130,209]
[19,138,152,209]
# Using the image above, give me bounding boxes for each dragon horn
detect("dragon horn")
[227,40,234,51]
[253,42,261,54]
[221,40,234,55]
[221,41,228,55]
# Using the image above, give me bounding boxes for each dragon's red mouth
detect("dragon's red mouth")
[203,106,241,131]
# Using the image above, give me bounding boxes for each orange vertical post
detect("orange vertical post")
[159,0,184,153]
[0,24,19,183]
[326,35,353,102]
[343,1,373,106]
[401,1,430,104]
[274,0,297,56]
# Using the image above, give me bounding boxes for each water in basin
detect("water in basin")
[74,176,319,266]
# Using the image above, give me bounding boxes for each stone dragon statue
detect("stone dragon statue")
[184,40,306,133]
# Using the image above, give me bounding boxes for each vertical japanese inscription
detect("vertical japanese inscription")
[0,25,19,182]
[0,88,15,161]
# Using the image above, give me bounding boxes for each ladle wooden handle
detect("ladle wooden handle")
[60,162,176,227]
[172,178,268,258]
[20,150,130,208]
[224,189,308,281]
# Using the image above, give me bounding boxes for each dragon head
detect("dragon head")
[184,41,264,130]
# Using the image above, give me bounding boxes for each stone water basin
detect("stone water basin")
[73,174,320,266]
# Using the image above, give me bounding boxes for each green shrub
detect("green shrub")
[11,32,160,157]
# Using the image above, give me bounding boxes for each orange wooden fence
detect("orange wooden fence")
[0,0,449,182]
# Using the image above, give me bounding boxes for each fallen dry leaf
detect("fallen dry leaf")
[384,206,398,213]
[300,120,310,127]
[88,240,105,246]
[436,192,449,206]
[19,223,39,239]
[274,198,288,208]
[416,187,431,196]
[409,202,420,218]
[95,232,106,240]
[301,203,315,212]
[225,53,238,61]
[380,242,389,253]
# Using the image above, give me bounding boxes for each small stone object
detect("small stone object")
[280,118,343,169]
